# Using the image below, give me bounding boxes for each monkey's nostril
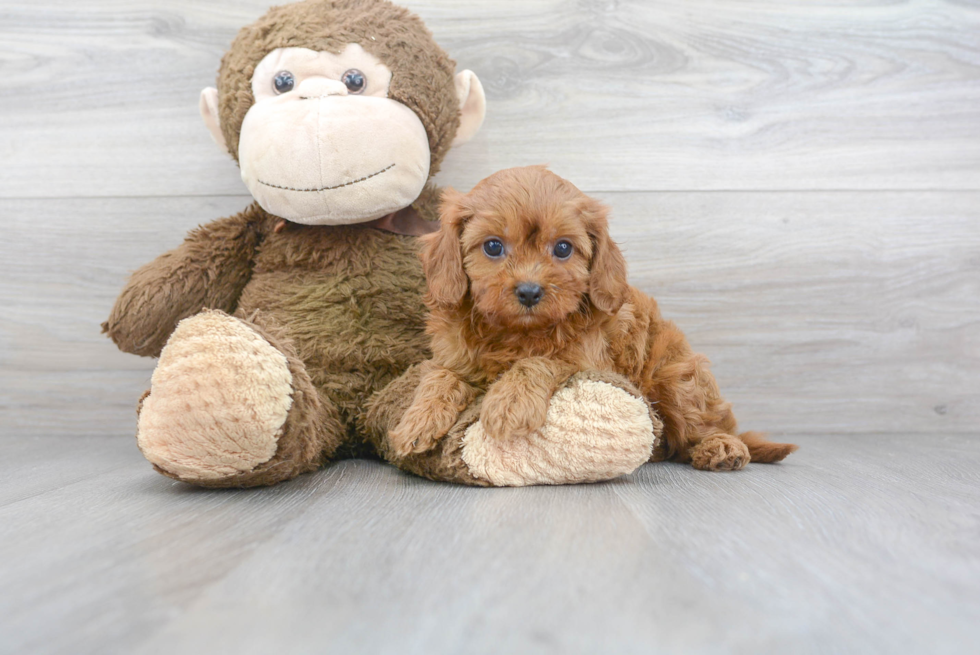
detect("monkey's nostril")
[515,282,544,308]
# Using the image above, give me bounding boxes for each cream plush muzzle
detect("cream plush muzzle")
[238,92,430,224]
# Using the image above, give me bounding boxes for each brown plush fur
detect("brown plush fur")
[391,166,797,470]
[104,204,265,358]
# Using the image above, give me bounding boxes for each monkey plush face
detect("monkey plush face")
[238,43,432,224]
[199,0,485,226]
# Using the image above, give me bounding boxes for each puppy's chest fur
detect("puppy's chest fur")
[429,300,645,388]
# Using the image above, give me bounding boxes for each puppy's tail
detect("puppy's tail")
[738,431,798,463]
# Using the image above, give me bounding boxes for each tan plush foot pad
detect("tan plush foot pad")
[461,373,659,486]
[137,311,294,482]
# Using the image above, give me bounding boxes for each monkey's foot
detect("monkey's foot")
[461,371,661,486]
[136,311,294,483]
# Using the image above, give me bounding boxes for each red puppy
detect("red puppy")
[390,166,796,470]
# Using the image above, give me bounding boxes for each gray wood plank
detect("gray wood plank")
[1,0,978,198]
[0,438,348,655]
[0,435,137,507]
[1,433,977,654]
[2,191,976,437]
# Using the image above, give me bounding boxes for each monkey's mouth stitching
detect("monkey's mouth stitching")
[258,163,396,193]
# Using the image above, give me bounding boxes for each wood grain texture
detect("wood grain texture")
[1,433,978,654]
[2,191,977,436]
[1,0,978,198]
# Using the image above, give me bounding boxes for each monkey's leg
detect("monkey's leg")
[365,368,661,487]
[135,310,345,488]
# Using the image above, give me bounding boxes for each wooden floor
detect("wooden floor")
[2,433,979,654]
[2,0,979,652]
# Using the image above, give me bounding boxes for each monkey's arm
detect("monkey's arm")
[102,205,266,357]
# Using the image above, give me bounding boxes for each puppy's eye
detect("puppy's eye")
[483,238,505,259]
[273,71,295,94]
[342,69,366,94]
[553,240,574,259]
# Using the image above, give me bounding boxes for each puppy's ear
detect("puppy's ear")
[577,196,629,315]
[420,188,471,308]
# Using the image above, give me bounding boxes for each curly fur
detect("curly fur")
[391,166,797,470]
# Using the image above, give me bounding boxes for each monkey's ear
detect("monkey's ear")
[576,197,629,315]
[420,188,471,308]
[199,87,230,155]
[451,71,486,147]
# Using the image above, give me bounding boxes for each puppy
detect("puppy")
[390,166,797,471]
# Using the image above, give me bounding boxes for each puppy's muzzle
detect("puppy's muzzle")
[515,282,544,308]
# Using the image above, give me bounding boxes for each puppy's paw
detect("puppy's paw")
[389,422,421,458]
[390,416,438,458]
[390,401,459,457]
[690,434,750,471]
[479,390,549,440]
[477,401,509,441]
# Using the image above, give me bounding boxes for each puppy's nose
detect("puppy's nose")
[515,282,544,308]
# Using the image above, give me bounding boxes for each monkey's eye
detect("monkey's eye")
[273,71,295,94]
[553,240,574,259]
[342,69,366,94]
[483,238,505,259]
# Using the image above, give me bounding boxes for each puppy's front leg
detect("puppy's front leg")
[390,361,478,457]
[481,358,576,440]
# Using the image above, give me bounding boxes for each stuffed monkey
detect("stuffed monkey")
[103,0,659,488]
